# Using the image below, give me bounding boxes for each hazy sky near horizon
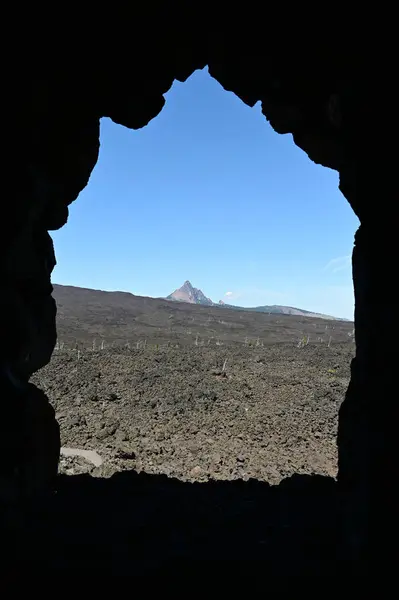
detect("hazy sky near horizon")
[52,68,359,319]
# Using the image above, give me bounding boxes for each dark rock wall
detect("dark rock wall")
[1,20,395,569]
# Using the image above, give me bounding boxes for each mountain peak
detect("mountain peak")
[167,281,214,306]
[165,281,347,320]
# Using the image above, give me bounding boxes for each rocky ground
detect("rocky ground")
[11,340,355,575]
[32,341,353,484]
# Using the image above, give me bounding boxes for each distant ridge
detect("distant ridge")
[166,280,349,321]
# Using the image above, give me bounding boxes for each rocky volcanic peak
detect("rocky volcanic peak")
[167,280,214,306]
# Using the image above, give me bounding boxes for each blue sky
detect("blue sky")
[52,68,359,319]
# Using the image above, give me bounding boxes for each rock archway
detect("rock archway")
[2,17,396,571]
